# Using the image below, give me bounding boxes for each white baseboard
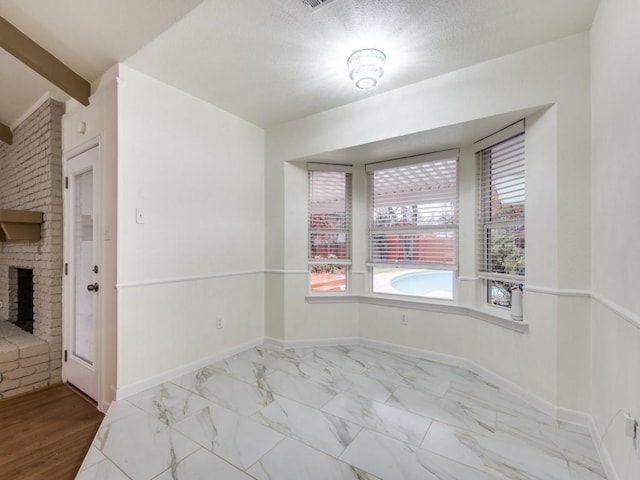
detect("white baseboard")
[115,337,263,400]
[99,400,111,413]
[468,360,558,420]
[99,385,117,413]
[358,337,468,368]
[358,337,558,419]
[263,335,360,350]
[556,406,592,427]
[587,415,620,480]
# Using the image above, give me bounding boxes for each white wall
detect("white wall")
[590,0,640,478]
[116,65,265,394]
[265,33,592,410]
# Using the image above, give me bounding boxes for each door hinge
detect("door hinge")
[65,176,68,189]
[64,350,68,362]
[64,263,68,275]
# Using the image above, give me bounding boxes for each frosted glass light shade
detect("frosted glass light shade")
[347,48,386,90]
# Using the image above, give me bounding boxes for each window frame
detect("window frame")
[307,163,353,294]
[365,149,459,301]
[475,121,526,309]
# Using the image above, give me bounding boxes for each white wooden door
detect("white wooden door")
[63,145,100,401]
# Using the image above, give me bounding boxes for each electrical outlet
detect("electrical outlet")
[401,313,408,326]
[216,317,223,330]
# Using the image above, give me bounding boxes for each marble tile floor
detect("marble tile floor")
[76,344,607,480]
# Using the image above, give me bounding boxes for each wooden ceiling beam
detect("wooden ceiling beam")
[0,122,12,145]
[0,16,90,107]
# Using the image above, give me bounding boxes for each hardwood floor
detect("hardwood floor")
[0,384,104,480]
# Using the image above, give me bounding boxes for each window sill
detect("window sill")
[306,294,359,304]
[305,294,529,333]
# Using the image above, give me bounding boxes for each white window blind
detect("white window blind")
[366,150,458,269]
[477,122,525,282]
[308,164,352,265]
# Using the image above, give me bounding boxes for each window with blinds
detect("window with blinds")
[308,164,352,293]
[366,150,458,300]
[476,121,525,307]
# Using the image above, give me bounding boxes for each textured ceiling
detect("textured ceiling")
[0,0,599,129]
[127,0,599,127]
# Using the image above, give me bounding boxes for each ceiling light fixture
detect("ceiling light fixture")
[302,0,335,10]
[347,48,386,90]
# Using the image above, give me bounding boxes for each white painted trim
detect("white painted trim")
[556,406,592,428]
[264,336,360,350]
[525,285,591,298]
[592,291,640,329]
[11,92,52,130]
[115,337,263,400]
[307,162,352,173]
[359,294,461,313]
[358,337,556,418]
[262,336,286,349]
[366,148,459,172]
[62,135,102,160]
[504,284,639,331]
[116,270,263,288]
[523,284,640,329]
[458,276,478,282]
[588,415,620,480]
[98,385,117,413]
[474,119,525,152]
[306,295,359,304]
[472,360,557,419]
[99,400,111,413]
[359,337,468,368]
[264,269,307,275]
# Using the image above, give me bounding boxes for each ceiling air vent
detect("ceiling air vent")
[302,0,335,10]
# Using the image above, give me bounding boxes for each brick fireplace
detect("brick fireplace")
[0,99,64,399]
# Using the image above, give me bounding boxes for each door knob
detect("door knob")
[87,283,99,292]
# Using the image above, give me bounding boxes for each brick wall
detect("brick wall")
[0,99,64,397]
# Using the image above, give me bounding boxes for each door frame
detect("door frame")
[62,137,103,404]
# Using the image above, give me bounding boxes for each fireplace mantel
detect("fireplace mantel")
[0,209,43,241]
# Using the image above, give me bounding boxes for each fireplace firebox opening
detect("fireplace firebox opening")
[9,267,35,334]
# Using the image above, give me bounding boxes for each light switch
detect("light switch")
[136,208,145,224]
